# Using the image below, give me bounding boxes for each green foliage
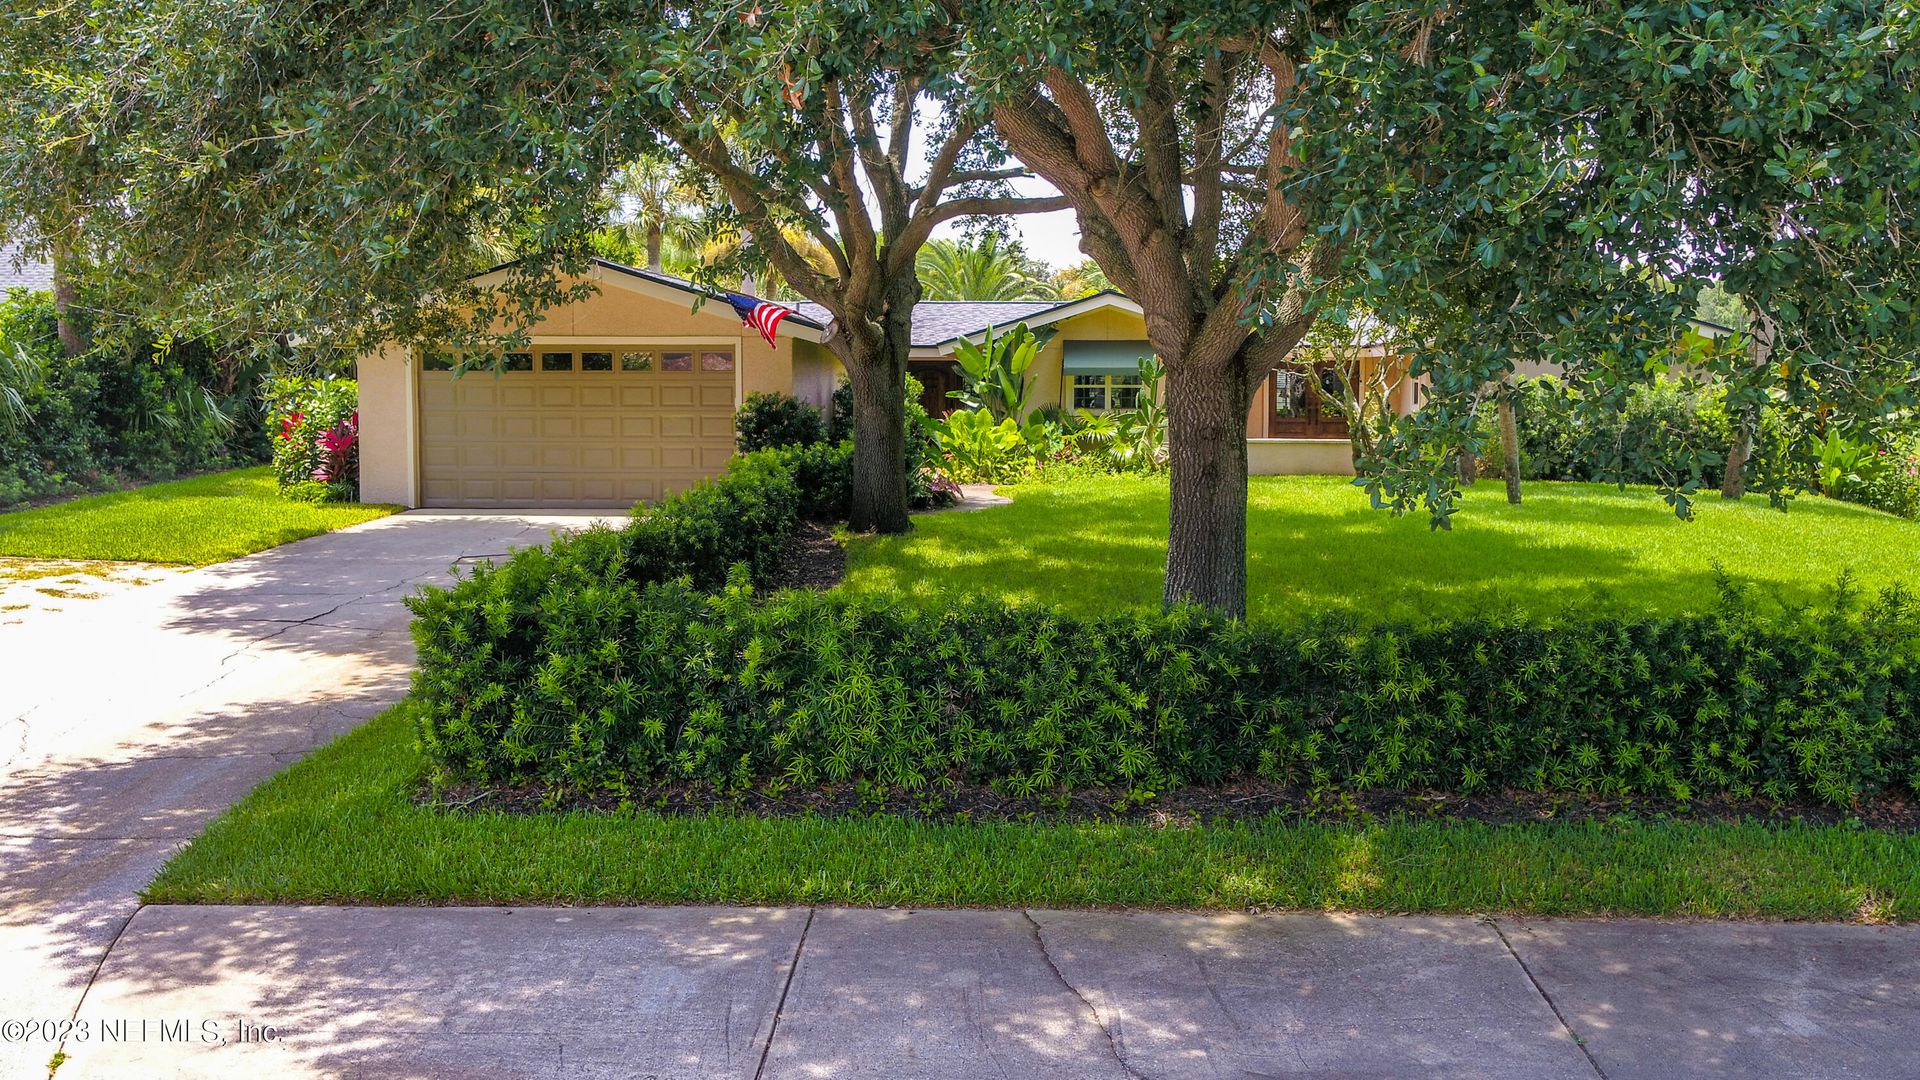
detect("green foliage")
[832,376,951,508]
[764,440,854,522]
[0,289,265,507]
[149,703,1920,919]
[934,408,1029,483]
[938,355,1167,482]
[264,376,358,501]
[1857,433,1920,521]
[916,234,1058,301]
[950,322,1045,422]
[415,553,1920,807]
[1487,376,1734,490]
[734,391,826,453]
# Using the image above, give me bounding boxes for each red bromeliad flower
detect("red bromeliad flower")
[278,411,305,440]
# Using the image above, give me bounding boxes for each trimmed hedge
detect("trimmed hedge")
[409,450,1920,807]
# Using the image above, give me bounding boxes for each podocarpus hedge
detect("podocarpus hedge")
[409,450,1920,806]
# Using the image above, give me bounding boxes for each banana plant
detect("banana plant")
[950,322,1049,422]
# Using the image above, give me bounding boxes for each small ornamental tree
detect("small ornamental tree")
[956,0,1919,615]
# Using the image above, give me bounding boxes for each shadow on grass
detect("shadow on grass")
[841,476,1920,625]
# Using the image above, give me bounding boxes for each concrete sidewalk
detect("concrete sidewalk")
[37,905,1918,1079]
[0,510,615,1080]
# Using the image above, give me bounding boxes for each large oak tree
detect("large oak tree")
[638,1,1067,531]
[957,0,1918,615]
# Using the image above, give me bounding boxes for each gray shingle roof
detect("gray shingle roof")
[794,299,1067,347]
[0,240,52,291]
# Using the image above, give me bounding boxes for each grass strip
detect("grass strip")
[0,467,395,564]
[146,705,1918,921]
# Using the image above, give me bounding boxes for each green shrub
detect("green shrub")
[0,288,263,507]
[410,443,1920,807]
[623,450,801,590]
[763,440,853,521]
[734,391,826,452]
[413,565,1920,806]
[1859,432,1920,519]
[264,376,358,499]
[828,375,951,507]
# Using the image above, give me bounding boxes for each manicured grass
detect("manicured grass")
[841,475,1920,624]
[0,467,395,564]
[146,704,1919,920]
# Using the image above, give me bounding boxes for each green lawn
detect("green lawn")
[841,475,1920,624]
[0,467,396,564]
[146,704,1918,920]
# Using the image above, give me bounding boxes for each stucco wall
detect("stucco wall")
[1248,438,1357,476]
[791,339,840,409]
[356,343,415,506]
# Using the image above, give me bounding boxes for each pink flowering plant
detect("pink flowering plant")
[265,376,360,501]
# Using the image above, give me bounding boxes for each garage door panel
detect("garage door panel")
[419,357,735,509]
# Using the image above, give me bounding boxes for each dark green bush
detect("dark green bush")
[1490,376,1736,487]
[411,437,1920,806]
[734,391,826,452]
[622,450,801,591]
[413,567,1920,805]
[0,288,266,507]
[763,440,853,521]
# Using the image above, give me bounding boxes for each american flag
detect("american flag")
[724,292,795,347]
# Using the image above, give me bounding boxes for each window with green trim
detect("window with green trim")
[1072,373,1144,412]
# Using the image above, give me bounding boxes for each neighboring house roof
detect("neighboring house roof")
[0,239,53,291]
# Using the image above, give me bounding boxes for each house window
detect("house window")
[701,349,734,372]
[662,351,694,372]
[541,352,573,372]
[420,351,454,371]
[1072,373,1145,412]
[581,351,613,372]
[501,352,533,372]
[621,350,654,371]
[1274,368,1310,418]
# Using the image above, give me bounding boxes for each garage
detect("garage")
[416,343,738,508]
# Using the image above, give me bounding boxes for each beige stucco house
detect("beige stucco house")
[358,259,1414,508]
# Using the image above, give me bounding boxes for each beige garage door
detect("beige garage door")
[418,344,736,508]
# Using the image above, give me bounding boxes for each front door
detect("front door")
[910,361,963,418]
[1270,362,1354,439]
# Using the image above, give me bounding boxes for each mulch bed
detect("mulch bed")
[765,520,845,590]
[425,778,1920,831]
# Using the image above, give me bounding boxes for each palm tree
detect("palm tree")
[605,156,707,272]
[917,234,1058,301]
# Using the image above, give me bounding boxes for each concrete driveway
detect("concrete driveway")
[0,509,614,1079]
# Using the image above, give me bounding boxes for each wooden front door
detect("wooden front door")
[1270,362,1354,439]
[910,362,963,418]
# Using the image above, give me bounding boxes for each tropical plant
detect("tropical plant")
[1050,259,1112,299]
[934,407,1028,482]
[951,322,1046,422]
[603,155,710,273]
[265,376,360,501]
[1816,429,1882,500]
[916,234,1057,301]
[0,342,45,435]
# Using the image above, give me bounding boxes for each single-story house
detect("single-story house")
[357,259,1722,508]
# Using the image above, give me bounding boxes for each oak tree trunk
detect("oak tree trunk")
[1163,354,1252,617]
[51,241,85,357]
[1721,314,1774,500]
[1497,377,1522,505]
[834,287,916,535]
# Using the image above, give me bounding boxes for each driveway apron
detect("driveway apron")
[0,510,611,1078]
